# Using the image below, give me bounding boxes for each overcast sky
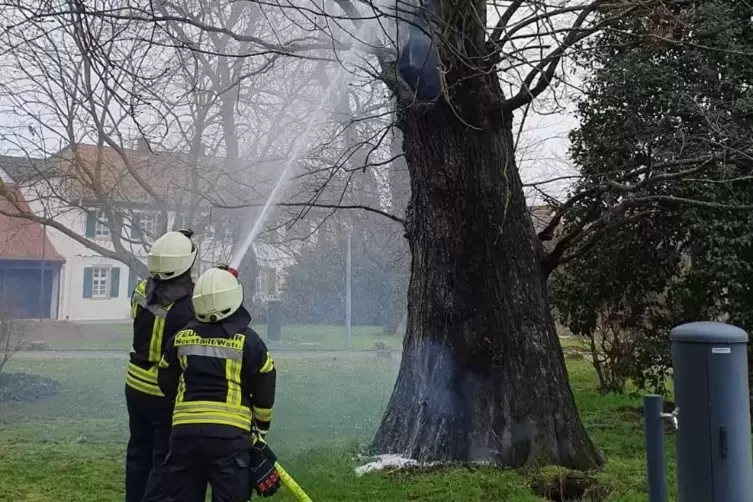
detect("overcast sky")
[0,1,584,208]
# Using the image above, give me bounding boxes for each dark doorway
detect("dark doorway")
[0,262,57,319]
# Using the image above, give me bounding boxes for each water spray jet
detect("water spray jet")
[228,9,382,270]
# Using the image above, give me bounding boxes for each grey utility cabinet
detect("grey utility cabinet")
[671,321,753,502]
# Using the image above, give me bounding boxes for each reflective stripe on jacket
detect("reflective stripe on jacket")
[128,278,192,397]
[157,309,276,433]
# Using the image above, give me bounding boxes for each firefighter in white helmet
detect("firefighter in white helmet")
[158,265,279,501]
[125,229,197,502]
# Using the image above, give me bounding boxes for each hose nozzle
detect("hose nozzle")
[216,264,239,278]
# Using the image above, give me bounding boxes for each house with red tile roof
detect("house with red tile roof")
[0,143,556,322]
[0,143,306,321]
[0,147,189,321]
[0,158,65,318]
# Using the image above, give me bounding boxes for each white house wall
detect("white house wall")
[18,184,139,321]
[18,189,288,320]
[37,203,136,321]
[15,176,312,320]
[60,253,133,320]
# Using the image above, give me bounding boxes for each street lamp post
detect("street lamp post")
[345,228,352,349]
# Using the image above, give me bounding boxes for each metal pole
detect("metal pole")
[344,228,352,349]
[40,222,46,320]
[644,394,668,502]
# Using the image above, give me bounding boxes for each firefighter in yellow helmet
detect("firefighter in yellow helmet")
[157,265,279,502]
[125,229,197,502]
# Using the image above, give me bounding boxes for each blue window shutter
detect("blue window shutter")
[110,267,121,298]
[83,267,93,298]
[85,213,96,238]
[131,213,141,239]
[128,267,139,297]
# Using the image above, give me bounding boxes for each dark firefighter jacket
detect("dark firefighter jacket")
[157,306,276,435]
[127,276,194,397]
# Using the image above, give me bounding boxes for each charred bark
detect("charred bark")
[373,80,603,470]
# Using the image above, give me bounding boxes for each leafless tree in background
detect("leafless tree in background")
[0,300,26,375]
[0,0,608,468]
[7,0,745,468]
[0,1,333,285]
[0,3,220,277]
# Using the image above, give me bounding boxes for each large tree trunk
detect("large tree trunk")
[373,88,602,469]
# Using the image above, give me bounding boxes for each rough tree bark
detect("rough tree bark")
[372,76,603,469]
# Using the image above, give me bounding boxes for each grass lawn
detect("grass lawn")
[0,352,675,501]
[39,323,403,351]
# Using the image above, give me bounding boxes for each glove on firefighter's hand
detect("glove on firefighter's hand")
[249,438,280,497]
[178,229,194,238]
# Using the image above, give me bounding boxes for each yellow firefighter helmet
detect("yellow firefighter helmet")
[192,266,243,322]
[147,230,197,281]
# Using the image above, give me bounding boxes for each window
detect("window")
[133,211,158,238]
[83,266,120,299]
[92,267,110,298]
[95,211,110,237]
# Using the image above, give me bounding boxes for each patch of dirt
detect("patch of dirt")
[0,372,62,403]
[531,472,609,501]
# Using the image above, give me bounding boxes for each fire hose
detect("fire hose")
[218,263,313,501]
[251,434,313,501]
[274,461,313,502]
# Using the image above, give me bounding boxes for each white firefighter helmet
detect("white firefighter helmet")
[192,266,243,322]
[147,230,197,281]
